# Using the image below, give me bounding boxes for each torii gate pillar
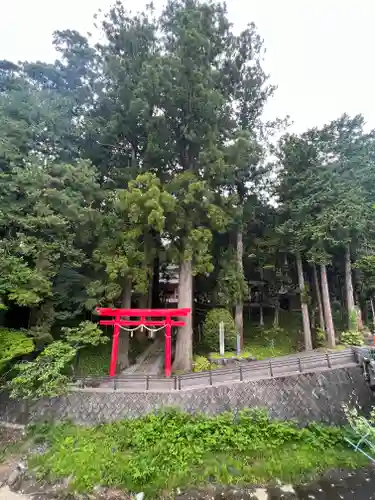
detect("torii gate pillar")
[96,308,191,377]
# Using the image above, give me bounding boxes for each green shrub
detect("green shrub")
[203,308,237,351]
[62,321,109,349]
[8,341,77,400]
[0,328,34,373]
[340,330,364,346]
[192,355,217,372]
[76,343,112,376]
[260,326,286,341]
[315,327,326,347]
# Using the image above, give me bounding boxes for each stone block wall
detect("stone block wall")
[0,366,373,426]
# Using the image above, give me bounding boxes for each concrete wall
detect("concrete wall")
[0,366,373,426]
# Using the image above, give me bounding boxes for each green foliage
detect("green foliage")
[331,300,346,332]
[203,308,237,351]
[340,330,364,346]
[300,283,311,306]
[8,341,76,400]
[8,322,109,398]
[355,255,375,300]
[29,409,365,496]
[62,321,109,349]
[167,172,228,274]
[315,328,327,348]
[243,319,299,359]
[90,172,175,309]
[343,404,375,444]
[192,355,217,373]
[1,0,375,376]
[0,156,101,334]
[217,248,248,308]
[0,328,34,372]
[75,343,112,377]
[349,310,358,332]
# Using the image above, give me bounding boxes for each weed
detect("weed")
[341,330,364,347]
[28,409,367,497]
[192,355,217,372]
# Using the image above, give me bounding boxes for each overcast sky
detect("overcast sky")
[1,0,374,133]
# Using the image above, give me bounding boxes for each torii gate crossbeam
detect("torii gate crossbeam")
[96,307,191,377]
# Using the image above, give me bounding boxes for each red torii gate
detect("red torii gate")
[96,307,191,378]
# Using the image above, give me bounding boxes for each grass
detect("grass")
[207,321,298,361]
[28,409,368,497]
[199,311,302,361]
[210,351,253,359]
[186,445,364,487]
[244,340,295,360]
[197,310,349,365]
[242,311,301,360]
[75,342,112,376]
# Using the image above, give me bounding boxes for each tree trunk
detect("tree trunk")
[273,299,280,328]
[296,252,312,350]
[152,239,160,308]
[235,227,244,347]
[173,258,193,371]
[117,277,132,371]
[345,244,357,329]
[148,279,153,308]
[313,263,325,332]
[259,267,264,327]
[259,305,264,327]
[311,307,316,331]
[320,264,336,348]
[136,293,148,342]
[370,298,375,330]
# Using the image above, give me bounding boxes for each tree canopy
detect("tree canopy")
[1,0,375,383]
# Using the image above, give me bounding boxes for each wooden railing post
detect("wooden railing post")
[326,352,332,368]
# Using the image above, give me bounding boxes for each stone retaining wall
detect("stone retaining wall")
[0,366,373,426]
